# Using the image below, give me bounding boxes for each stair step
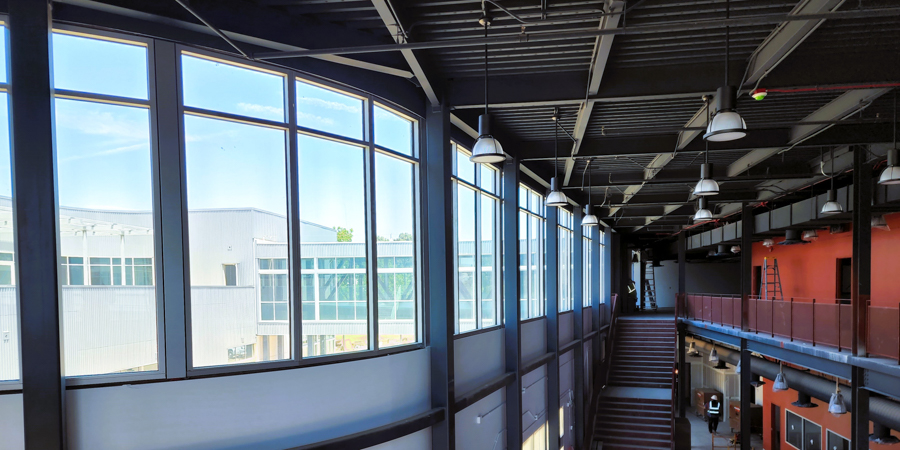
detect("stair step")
[602,396,672,405]
[610,382,673,389]
[597,428,671,441]
[598,407,671,419]
[599,435,673,448]
[602,442,672,450]
[599,401,671,412]
[610,374,672,382]
[596,413,673,427]
[597,421,672,434]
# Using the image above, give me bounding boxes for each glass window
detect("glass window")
[184,113,289,368]
[825,431,849,450]
[456,184,476,333]
[480,194,496,327]
[558,210,573,312]
[786,411,803,449]
[519,184,546,319]
[803,420,821,450]
[374,104,414,156]
[375,152,417,348]
[182,53,286,122]
[0,89,16,382]
[299,134,368,356]
[582,233,592,308]
[52,32,148,100]
[455,143,475,185]
[296,79,364,140]
[53,32,159,378]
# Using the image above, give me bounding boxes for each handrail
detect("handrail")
[670,294,681,449]
[682,293,900,363]
[586,293,619,449]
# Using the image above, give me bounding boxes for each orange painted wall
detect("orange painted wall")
[751,212,900,307]
[761,376,900,450]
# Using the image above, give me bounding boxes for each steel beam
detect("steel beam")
[743,0,845,87]
[503,156,523,450]
[739,340,752,450]
[851,145,871,357]
[546,206,561,450]
[9,1,67,448]
[425,104,455,450]
[369,0,439,105]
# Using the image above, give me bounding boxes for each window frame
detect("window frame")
[0,23,427,391]
[49,25,167,388]
[558,209,574,312]
[451,142,502,335]
[176,44,425,377]
[518,182,547,320]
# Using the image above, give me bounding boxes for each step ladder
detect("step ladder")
[761,257,784,301]
[642,261,658,311]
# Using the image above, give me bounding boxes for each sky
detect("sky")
[0,29,418,242]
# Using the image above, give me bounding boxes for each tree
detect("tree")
[334,226,353,242]
[377,235,389,242]
[394,232,414,242]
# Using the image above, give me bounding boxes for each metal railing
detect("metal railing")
[586,293,618,449]
[682,293,900,362]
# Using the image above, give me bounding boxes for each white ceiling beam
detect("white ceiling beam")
[370,0,440,105]
[562,0,623,186]
[744,0,845,87]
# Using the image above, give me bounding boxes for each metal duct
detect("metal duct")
[690,339,900,431]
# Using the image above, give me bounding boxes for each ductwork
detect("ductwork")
[690,339,900,432]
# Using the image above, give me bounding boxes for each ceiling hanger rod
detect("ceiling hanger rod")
[255,7,900,59]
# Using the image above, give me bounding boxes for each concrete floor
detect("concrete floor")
[686,408,764,449]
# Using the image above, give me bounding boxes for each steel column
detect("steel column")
[740,204,754,450]
[850,365,869,450]
[677,231,687,418]
[9,1,67,448]
[546,206,561,450]
[572,208,585,449]
[851,145,871,357]
[591,227,603,363]
[425,103,454,450]
[503,157,523,450]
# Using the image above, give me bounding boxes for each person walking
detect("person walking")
[706,395,722,435]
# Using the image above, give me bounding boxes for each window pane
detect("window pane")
[375,153,416,348]
[182,53,285,122]
[0,27,6,85]
[0,92,15,382]
[786,412,803,449]
[374,105,414,156]
[457,184,476,333]
[519,210,528,319]
[480,195,496,327]
[296,80,364,140]
[299,134,368,356]
[804,420,821,450]
[456,146,475,184]
[55,97,158,377]
[185,115,289,368]
[480,165,496,194]
[52,33,148,100]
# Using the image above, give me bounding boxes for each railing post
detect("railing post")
[790,298,794,342]
[837,301,841,352]
[812,299,816,347]
[771,296,775,338]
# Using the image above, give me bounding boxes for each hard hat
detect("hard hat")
[711,395,718,400]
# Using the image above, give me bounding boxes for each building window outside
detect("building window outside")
[0,24,15,382]
[785,410,822,450]
[558,209,574,312]
[452,143,500,333]
[519,183,546,319]
[52,30,159,378]
[598,230,606,303]
[582,232,592,308]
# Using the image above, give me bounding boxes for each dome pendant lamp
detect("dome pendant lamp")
[828,379,847,416]
[821,147,843,215]
[694,197,713,222]
[546,108,568,207]
[704,0,747,142]
[879,92,900,184]
[470,15,505,164]
[773,362,789,392]
[582,159,599,226]
[709,344,719,363]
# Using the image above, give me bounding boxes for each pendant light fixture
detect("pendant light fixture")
[709,344,719,363]
[704,0,747,142]
[801,230,819,242]
[695,97,721,195]
[828,379,847,416]
[773,362,789,392]
[687,338,701,357]
[762,238,775,248]
[470,13,505,164]
[546,108,568,207]
[879,92,900,184]
[694,197,713,222]
[872,214,890,231]
[735,358,741,374]
[582,159,599,226]
[821,147,843,215]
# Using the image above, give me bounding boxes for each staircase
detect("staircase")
[594,317,676,450]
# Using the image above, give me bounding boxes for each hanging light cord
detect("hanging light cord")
[725,0,730,86]
[484,21,489,117]
[555,116,559,179]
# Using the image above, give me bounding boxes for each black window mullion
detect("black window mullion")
[365,96,379,351]
[286,72,302,363]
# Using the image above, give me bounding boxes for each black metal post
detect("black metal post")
[9,1,67,448]
[503,157,523,450]
[573,208,585,449]
[851,145,871,357]
[740,204,754,450]
[677,232,687,418]
[850,365,869,450]
[546,206,561,450]
[425,104,454,450]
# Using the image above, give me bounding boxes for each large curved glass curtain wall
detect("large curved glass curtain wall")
[0,26,423,385]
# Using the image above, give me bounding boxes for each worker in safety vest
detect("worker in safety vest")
[706,395,722,434]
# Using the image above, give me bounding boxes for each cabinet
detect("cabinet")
[694,388,722,417]
[729,403,763,433]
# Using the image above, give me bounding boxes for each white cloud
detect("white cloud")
[60,143,147,162]
[297,96,361,114]
[237,102,284,117]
